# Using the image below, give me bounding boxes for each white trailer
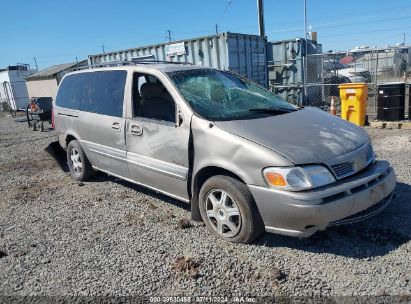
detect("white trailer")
[0,64,31,111]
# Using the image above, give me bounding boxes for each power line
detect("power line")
[222,5,411,35]
[200,4,411,36]
[307,4,411,25]
[323,33,409,46]
[320,25,411,40]
[216,0,233,27]
[316,15,411,31]
[266,14,411,35]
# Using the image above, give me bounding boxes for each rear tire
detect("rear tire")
[67,140,93,181]
[199,175,264,243]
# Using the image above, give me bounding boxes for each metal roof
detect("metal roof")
[26,61,86,80]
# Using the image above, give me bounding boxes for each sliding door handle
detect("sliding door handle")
[130,124,143,136]
[112,122,121,131]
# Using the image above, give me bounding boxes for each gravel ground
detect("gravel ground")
[0,115,410,298]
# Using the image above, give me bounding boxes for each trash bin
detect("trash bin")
[377,82,405,121]
[338,83,368,126]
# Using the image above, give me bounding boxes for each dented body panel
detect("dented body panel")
[190,115,293,187]
[214,107,370,165]
[250,161,396,237]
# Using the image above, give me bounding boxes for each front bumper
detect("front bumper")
[248,160,396,238]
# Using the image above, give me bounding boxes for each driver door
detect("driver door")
[126,72,191,201]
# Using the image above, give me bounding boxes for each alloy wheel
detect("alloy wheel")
[205,189,241,238]
[70,147,83,175]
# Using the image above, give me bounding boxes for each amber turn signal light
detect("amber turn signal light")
[265,172,287,187]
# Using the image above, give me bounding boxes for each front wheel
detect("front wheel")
[199,175,264,243]
[67,140,93,181]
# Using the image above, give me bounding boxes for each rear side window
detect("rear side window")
[81,71,127,117]
[55,71,127,117]
[55,74,83,110]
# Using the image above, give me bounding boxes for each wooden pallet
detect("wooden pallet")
[369,121,411,129]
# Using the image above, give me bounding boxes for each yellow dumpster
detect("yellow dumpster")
[338,83,368,126]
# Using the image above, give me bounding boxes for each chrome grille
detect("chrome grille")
[331,145,375,180]
[330,162,355,179]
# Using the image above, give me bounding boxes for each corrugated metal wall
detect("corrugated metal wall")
[226,34,267,87]
[267,39,322,86]
[267,39,322,103]
[88,32,268,87]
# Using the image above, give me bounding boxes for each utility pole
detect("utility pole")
[166,30,172,42]
[101,45,105,54]
[303,0,308,106]
[33,57,38,70]
[403,33,406,45]
[215,24,219,35]
[257,0,265,37]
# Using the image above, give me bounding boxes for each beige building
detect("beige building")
[25,61,87,100]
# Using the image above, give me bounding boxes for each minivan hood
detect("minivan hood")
[214,107,369,164]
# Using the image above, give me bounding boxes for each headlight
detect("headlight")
[263,165,336,191]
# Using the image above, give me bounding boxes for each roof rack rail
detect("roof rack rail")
[74,61,137,71]
[74,60,194,71]
[131,60,194,65]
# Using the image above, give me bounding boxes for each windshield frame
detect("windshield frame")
[166,68,297,121]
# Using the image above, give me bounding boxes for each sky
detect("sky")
[1,0,411,69]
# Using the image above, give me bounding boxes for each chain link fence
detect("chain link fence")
[270,46,411,120]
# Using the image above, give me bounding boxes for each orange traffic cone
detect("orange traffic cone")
[330,96,336,115]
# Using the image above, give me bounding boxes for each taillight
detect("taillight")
[51,108,55,129]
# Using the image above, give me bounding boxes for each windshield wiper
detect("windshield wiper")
[248,107,297,113]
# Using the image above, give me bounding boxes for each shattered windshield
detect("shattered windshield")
[167,69,297,121]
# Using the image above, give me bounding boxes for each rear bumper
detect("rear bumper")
[248,160,396,238]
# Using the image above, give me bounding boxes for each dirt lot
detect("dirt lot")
[0,116,410,298]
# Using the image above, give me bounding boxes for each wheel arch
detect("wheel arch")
[190,165,247,221]
[66,134,77,146]
[58,130,81,149]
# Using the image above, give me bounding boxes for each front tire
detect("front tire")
[199,175,264,243]
[67,140,93,181]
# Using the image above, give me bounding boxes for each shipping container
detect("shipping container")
[88,32,268,87]
[267,38,322,104]
[267,38,322,85]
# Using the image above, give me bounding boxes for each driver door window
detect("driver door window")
[132,73,176,124]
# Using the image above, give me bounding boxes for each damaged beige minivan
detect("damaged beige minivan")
[53,62,396,243]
